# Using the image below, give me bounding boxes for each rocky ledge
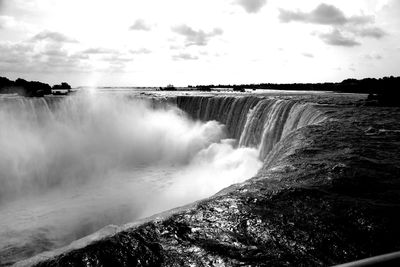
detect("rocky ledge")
[18,104,400,266]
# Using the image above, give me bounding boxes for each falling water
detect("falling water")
[176,95,326,159]
[0,93,261,265]
[0,92,326,265]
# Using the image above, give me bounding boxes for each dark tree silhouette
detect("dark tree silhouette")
[191,76,400,106]
[0,76,56,97]
[52,82,72,90]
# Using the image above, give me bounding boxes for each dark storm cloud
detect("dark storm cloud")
[234,0,267,13]
[32,31,78,43]
[279,3,372,26]
[129,19,151,31]
[171,25,223,46]
[172,53,198,61]
[319,29,360,47]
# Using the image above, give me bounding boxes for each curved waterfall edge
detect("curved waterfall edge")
[175,95,327,161]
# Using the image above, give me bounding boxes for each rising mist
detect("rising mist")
[0,92,261,261]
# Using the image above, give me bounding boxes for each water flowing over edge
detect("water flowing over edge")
[175,95,327,160]
[5,93,328,266]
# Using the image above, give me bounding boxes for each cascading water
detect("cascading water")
[0,92,326,266]
[0,93,261,265]
[176,95,326,159]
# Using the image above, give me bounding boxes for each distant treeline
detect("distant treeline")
[190,76,400,106]
[0,76,71,97]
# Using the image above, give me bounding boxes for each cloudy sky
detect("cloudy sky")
[0,0,399,86]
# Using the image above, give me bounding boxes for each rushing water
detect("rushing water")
[0,92,261,265]
[176,95,327,159]
[0,91,328,265]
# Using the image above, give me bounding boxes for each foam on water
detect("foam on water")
[0,92,261,265]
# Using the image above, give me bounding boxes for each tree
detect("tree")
[52,82,72,90]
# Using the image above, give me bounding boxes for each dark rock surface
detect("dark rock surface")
[18,103,400,267]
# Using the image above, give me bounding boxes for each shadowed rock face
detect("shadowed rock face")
[18,98,400,267]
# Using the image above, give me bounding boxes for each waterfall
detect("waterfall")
[0,95,61,124]
[0,94,261,202]
[0,93,327,265]
[176,96,326,160]
[0,94,326,163]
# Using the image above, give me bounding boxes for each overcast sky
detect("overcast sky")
[0,0,399,86]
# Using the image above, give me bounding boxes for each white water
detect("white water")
[0,93,261,264]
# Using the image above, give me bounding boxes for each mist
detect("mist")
[0,94,223,198]
[0,92,261,260]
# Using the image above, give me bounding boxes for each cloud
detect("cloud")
[100,53,132,73]
[33,43,91,72]
[0,15,29,30]
[42,47,68,57]
[169,45,181,50]
[365,53,383,60]
[40,55,84,71]
[82,47,116,54]
[129,19,151,31]
[172,25,223,46]
[234,0,267,13]
[279,4,386,47]
[172,53,198,61]
[279,4,369,25]
[302,52,314,58]
[103,54,133,64]
[70,53,89,60]
[0,15,12,29]
[354,27,387,39]
[0,0,6,16]
[0,41,89,74]
[348,15,375,25]
[0,42,33,66]
[130,48,151,54]
[32,31,78,43]
[319,29,360,47]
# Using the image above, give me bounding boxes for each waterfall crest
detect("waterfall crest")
[1,94,327,164]
[176,96,326,159]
